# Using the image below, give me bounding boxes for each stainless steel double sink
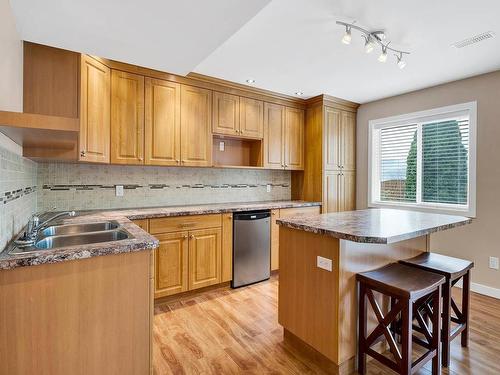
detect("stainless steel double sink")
[9,221,132,254]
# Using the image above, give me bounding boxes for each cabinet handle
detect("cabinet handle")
[80,150,86,157]
[139,157,143,161]
[183,235,188,239]
[189,234,195,239]
[180,222,196,228]
[176,159,180,164]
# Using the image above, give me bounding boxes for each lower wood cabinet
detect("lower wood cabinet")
[325,171,356,213]
[155,231,189,298]
[188,228,221,290]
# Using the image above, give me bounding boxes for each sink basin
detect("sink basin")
[39,221,119,237]
[34,230,131,250]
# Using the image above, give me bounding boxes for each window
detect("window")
[368,102,476,217]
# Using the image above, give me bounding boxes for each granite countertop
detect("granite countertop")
[277,208,472,244]
[0,200,320,270]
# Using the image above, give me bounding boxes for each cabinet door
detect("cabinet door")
[263,103,285,169]
[340,111,356,171]
[340,171,356,211]
[270,209,280,271]
[221,213,233,282]
[284,107,304,170]
[212,92,239,136]
[324,172,341,213]
[155,232,189,298]
[110,70,144,165]
[79,55,110,163]
[240,97,264,138]
[180,85,212,167]
[188,228,221,290]
[324,107,341,171]
[144,78,181,166]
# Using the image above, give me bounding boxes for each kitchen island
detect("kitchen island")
[276,208,471,374]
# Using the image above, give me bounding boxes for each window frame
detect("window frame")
[368,101,477,217]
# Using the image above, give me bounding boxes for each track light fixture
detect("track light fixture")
[337,20,410,68]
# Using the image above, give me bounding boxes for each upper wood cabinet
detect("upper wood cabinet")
[212,92,240,136]
[240,97,264,138]
[110,70,145,165]
[284,107,304,170]
[324,106,356,171]
[180,85,212,167]
[264,103,304,170]
[264,103,285,169]
[212,93,264,139]
[79,55,110,163]
[188,227,221,290]
[144,78,181,166]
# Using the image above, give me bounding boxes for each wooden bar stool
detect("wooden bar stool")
[357,263,445,375]
[399,253,474,367]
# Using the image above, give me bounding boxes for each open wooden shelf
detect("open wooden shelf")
[212,135,263,168]
[0,110,79,161]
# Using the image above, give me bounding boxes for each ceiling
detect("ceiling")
[10,0,500,103]
[9,0,270,75]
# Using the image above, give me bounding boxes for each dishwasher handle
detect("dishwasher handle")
[233,211,270,221]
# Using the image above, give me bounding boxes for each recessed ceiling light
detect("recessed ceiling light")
[295,91,304,96]
[246,79,255,84]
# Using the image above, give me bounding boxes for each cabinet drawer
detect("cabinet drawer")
[132,219,149,232]
[150,214,222,234]
[280,206,320,218]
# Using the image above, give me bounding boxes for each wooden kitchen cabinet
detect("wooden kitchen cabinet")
[155,231,189,298]
[264,103,285,169]
[324,107,355,172]
[144,78,181,166]
[284,107,304,170]
[221,213,233,282]
[79,55,110,163]
[340,111,356,171]
[240,97,264,138]
[212,92,240,136]
[188,228,222,290]
[324,171,356,213]
[264,103,304,170]
[180,85,212,166]
[110,70,145,165]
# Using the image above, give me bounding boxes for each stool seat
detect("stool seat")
[357,263,445,300]
[400,252,473,280]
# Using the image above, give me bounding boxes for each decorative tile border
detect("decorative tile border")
[0,186,37,204]
[41,183,290,191]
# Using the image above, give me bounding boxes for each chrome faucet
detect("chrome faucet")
[16,210,76,246]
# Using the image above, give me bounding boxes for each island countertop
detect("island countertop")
[276,208,472,244]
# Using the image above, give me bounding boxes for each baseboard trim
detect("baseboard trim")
[454,279,500,299]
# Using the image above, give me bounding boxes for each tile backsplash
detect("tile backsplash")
[0,144,37,250]
[37,163,291,212]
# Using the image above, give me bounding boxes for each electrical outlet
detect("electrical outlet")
[317,256,333,272]
[266,184,271,193]
[489,257,499,270]
[115,185,124,197]
[219,141,225,151]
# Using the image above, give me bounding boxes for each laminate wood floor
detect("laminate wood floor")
[153,275,500,374]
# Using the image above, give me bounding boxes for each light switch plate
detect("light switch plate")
[317,256,333,272]
[489,256,499,270]
[219,141,225,151]
[115,185,124,197]
[266,184,271,193]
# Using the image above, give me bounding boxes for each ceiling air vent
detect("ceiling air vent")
[452,31,495,48]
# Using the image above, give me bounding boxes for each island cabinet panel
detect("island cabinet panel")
[0,251,153,375]
[264,102,285,169]
[155,232,189,298]
[284,107,304,170]
[188,228,222,290]
[212,92,240,136]
[110,70,145,165]
[79,55,110,163]
[180,85,212,167]
[144,78,181,166]
[239,97,264,138]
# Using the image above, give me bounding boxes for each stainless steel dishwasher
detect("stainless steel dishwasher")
[232,210,271,288]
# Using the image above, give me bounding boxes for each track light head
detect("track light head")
[364,36,375,53]
[342,26,352,45]
[397,53,407,69]
[378,45,388,62]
